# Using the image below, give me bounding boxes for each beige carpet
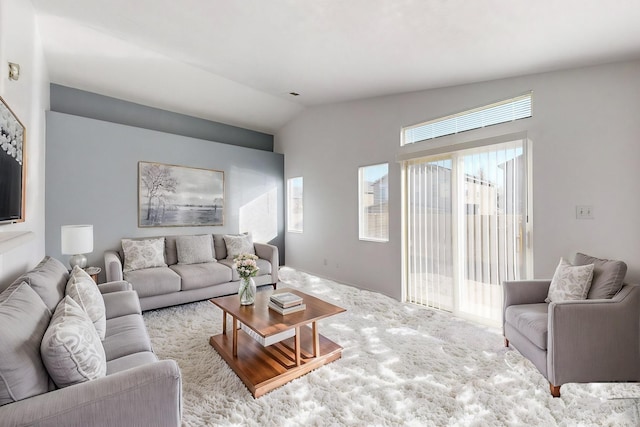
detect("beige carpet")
[143,267,640,426]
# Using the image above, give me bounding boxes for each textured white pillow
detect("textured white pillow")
[41,296,107,388]
[546,258,594,303]
[121,237,167,272]
[223,234,255,259]
[177,234,215,265]
[67,266,106,340]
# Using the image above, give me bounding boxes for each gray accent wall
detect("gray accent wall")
[45,111,284,282]
[50,84,274,151]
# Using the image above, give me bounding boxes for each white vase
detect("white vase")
[239,277,256,305]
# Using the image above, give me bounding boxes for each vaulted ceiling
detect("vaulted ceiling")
[32,0,640,133]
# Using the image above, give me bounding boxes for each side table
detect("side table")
[84,266,101,284]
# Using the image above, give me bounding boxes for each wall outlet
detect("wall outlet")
[323,258,328,266]
[576,205,594,219]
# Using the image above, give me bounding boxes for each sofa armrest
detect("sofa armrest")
[98,280,132,294]
[502,280,551,329]
[103,290,142,319]
[254,242,279,285]
[547,284,640,386]
[104,250,124,283]
[503,280,551,307]
[0,359,182,427]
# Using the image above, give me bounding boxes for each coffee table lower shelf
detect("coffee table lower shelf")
[209,325,342,398]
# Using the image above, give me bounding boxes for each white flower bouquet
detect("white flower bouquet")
[234,253,259,279]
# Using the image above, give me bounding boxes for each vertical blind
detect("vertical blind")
[405,140,529,324]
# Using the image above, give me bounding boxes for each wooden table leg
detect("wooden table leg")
[312,321,320,357]
[295,326,301,366]
[222,310,227,335]
[232,317,238,357]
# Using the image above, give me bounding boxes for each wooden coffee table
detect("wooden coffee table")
[209,288,345,398]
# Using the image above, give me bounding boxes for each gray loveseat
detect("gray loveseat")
[105,233,279,311]
[0,256,181,426]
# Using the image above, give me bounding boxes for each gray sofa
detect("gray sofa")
[503,253,640,397]
[105,234,279,311]
[0,256,181,427]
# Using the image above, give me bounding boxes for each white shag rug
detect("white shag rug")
[143,267,640,426]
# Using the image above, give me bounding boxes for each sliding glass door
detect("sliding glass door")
[405,139,530,324]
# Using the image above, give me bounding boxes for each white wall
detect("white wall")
[276,60,640,300]
[0,0,49,287]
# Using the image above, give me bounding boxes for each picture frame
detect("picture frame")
[0,96,26,224]
[138,161,224,227]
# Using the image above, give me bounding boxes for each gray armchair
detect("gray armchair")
[503,278,640,397]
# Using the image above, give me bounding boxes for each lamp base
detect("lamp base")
[69,254,87,270]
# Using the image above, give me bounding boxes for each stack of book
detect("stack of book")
[269,292,305,315]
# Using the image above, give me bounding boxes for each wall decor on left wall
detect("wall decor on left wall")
[138,161,224,227]
[0,95,26,224]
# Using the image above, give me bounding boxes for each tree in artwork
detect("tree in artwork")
[140,163,177,222]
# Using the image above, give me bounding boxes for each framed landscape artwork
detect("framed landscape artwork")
[0,96,26,224]
[138,161,224,227]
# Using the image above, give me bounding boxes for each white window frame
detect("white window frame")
[358,163,389,242]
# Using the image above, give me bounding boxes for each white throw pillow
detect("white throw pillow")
[121,237,167,272]
[67,266,106,340]
[546,258,594,303]
[41,296,107,388]
[177,234,215,265]
[223,234,255,259]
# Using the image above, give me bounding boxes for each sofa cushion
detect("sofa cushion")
[177,234,215,265]
[66,266,106,340]
[103,314,153,361]
[213,234,228,260]
[504,303,549,350]
[169,262,232,291]
[41,296,107,389]
[573,252,627,299]
[15,256,68,311]
[218,258,272,281]
[223,234,255,259]
[164,235,179,266]
[121,237,167,273]
[546,258,594,303]
[106,351,158,375]
[124,267,181,298]
[0,281,52,406]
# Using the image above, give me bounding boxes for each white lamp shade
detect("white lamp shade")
[61,225,94,255]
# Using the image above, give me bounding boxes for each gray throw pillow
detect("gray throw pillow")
[573,252,627,299]
[223,234,255,260]
[0,281,52,406]
[546,258,594,303]
[121,237,167,272]
[66,266,107,340]
[41,296,107,389]
[18,256,69,312]
[177,234,215,265]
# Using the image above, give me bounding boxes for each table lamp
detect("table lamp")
[61,224,93,269]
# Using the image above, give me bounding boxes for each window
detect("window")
[402,93,532,145]
[359,163,389,242]
[287,177,303,232]
[404,138,531,325]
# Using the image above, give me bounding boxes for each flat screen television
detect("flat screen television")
[0,96,26,224]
